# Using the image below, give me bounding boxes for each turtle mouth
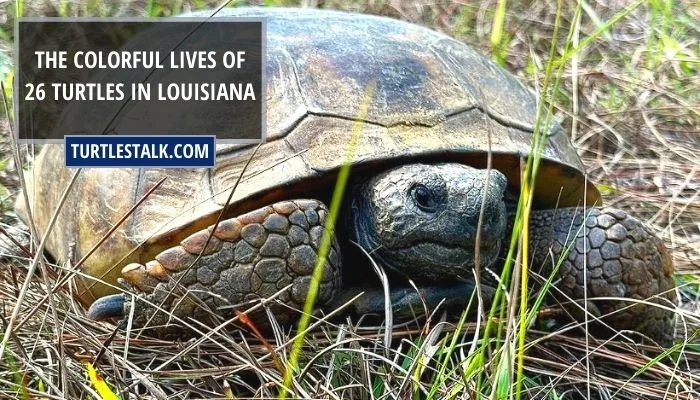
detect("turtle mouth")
[379,239,502,281]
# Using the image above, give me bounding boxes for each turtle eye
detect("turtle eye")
[411,184,438,213]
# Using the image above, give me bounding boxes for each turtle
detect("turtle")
[16,7,677,344]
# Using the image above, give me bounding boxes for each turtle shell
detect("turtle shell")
[16,7,599,304]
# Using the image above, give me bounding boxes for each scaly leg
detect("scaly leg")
[88,199,342,339]
[529,207,676,345]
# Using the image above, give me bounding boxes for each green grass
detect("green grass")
[3,351,29,400]
[279,82,376,400]
[489,0,509,66]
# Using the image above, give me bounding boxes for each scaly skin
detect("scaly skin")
[527,207,676,346]
[351,163,507,281]
[90,200,342,339]
[88,163,676,344]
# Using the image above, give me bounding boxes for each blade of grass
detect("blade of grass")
[490,0,508,64]
[0,167,82,359]
[516,0,572,396]
[278,81,376,399]
[554,0,646,68]
[84,362,119,400]
[490,0,507,48]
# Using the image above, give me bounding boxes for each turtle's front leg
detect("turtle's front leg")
[528,207,677,345]
[87,199,342,339]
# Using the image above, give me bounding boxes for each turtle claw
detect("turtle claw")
[121,262,163,292]
[87,294,127,321]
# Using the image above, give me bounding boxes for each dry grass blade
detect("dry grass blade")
[0,167,81,358]
[10,176,169,334]
[0,225,32,259]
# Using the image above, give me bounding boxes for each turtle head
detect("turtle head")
[350,163,507,281]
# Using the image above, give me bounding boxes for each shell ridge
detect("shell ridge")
[430,38,538,133]
[305,106,536,134]
[306,110,389,128]
[275,112,309,139]
[282,45,311,117]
